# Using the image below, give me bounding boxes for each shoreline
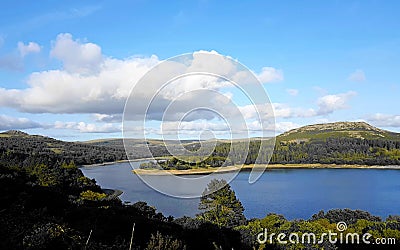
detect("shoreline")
[132,163,400,175]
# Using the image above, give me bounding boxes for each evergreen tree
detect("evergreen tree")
[197,179,246,228]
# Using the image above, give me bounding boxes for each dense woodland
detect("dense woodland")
[0,130,127,165]
[217,137,400,166]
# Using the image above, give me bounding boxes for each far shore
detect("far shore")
[80,159,400,173]
[132,163,400,175]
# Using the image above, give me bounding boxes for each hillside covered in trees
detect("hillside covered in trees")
[247,122,400,166]
[0,130,127,165]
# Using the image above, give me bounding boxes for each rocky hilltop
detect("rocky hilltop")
[278,121,400,141]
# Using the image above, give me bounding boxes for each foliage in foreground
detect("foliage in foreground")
[197,179,246,228]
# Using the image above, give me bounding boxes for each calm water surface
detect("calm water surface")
[81,162,400,220]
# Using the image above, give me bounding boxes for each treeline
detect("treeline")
[211,137,400,166]
[0,134,126,165]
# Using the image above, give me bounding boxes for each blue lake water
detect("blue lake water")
[81,162,400,220]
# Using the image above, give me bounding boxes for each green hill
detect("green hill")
[277,121,400,142]
[0,130,126,165]
[266,122,400,165]
[206,122,400,166]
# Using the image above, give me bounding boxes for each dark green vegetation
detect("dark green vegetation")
[0,130,126,165]
[85,138,200,160]
[197,179,246,228]
[140,156,228,170]
[0,137,245,249]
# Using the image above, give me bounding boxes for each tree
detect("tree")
[197,179,246,228]
[145,232,186,250]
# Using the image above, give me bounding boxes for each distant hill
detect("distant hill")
[266,122,400,165]
[208,122,400,166]
[278,121,400,141]
[0,130,127,165]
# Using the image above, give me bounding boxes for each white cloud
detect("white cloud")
[0,34,281,122]
[0,114,43,130]
[316,91,357,115]
[50,33,103,74]
[366,113,400,127]
[54,121,120,133]
[286,88,299,96]
[256,67,283,83]
[17,41,41,57]
[348,69,366,82]
[239,103,316,120]
[0,114,121,133]
[93,113,122,123]
[0,54,159,114]
[238,91,356,122]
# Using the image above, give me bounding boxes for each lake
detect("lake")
[81,162,400,220]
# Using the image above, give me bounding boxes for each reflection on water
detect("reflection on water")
[81,162,400,220]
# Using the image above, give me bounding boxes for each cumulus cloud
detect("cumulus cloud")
[237,91,356,123]
[0,55,159,114]
[50,33,103,74]
[316,91,356,115]
[286,88,299,96]
[54,121,121,133]
[17,41,41,57]
[348,69,366,82]
[0,114,43,130]
[366,113,400,127]
[256,67,283,83]
[0,34,281,121]
[1,34,285,137]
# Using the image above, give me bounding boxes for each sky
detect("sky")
[0,0,399,141]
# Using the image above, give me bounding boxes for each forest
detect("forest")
[216,137,400,166]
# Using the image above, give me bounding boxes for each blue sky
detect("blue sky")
[0,0,399,141]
